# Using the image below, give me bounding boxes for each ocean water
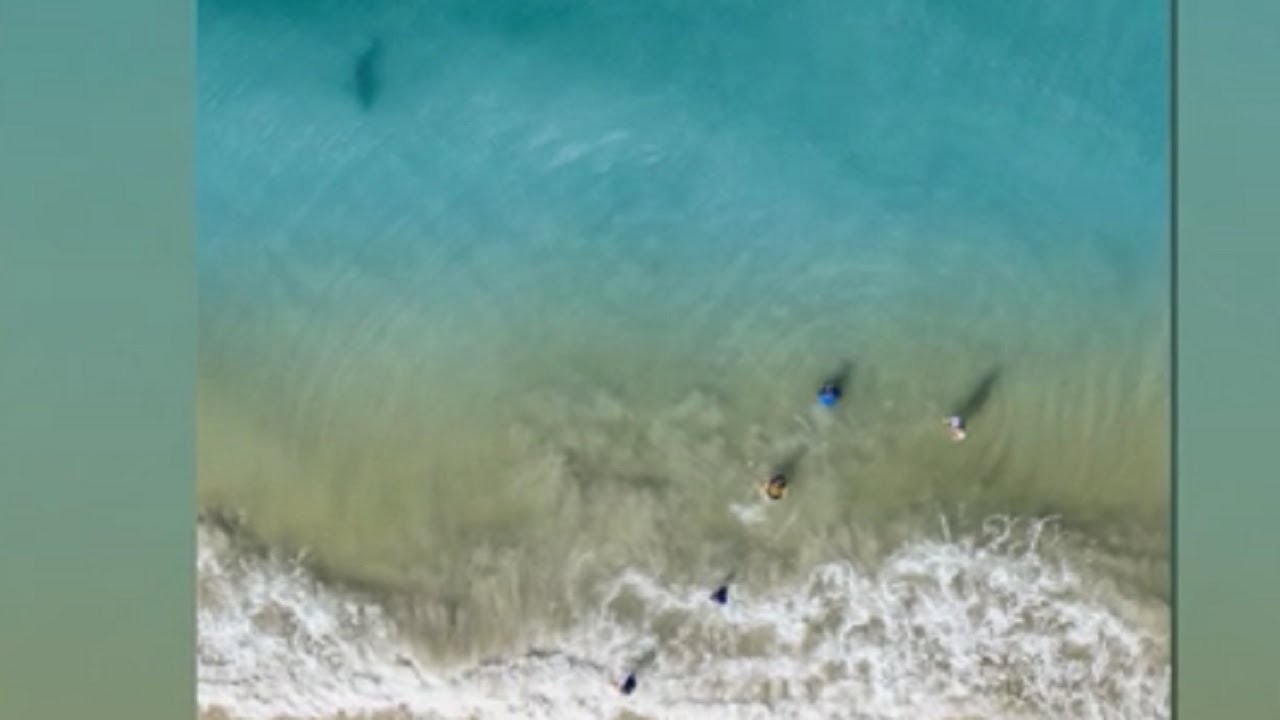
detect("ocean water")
[196,0,1170,718]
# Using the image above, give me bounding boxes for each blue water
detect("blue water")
[196,0,1170,703]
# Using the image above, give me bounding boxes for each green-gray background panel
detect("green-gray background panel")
[1177,0,1280,718]
[0,1,194,719]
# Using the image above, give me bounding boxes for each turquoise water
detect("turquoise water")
[197,1,1169,717]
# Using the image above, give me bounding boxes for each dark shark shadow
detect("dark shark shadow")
[354,39,384,110]
[952,368,1001,420]
[773,445,808,478]
[820,360,854,391]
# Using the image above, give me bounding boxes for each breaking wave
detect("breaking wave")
[198,517,1169,720]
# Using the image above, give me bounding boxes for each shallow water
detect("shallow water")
[197,0,1169,717]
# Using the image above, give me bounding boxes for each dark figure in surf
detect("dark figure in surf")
[354,39,384,110]
[617,646,658,695]
[817,361,853,408]
[944,368,1000,443]
[710,584,730,605]
[709,570,736,605]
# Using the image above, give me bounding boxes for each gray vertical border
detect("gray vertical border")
[1176,0,1280,718]
[0,1,195,719]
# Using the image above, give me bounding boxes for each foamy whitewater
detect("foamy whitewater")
[199,518,1168,720]
[197,0,1169,717]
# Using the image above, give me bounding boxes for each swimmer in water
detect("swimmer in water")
[817,381,842,408]
[816,361,852,408]
[761,472,789,501]
[619,672,637,695]
[945,415,967,442]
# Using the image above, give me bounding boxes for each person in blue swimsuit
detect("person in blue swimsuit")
[817,382,842,407]
[816,361,851,408]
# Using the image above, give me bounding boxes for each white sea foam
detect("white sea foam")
[198,518,1168,720]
